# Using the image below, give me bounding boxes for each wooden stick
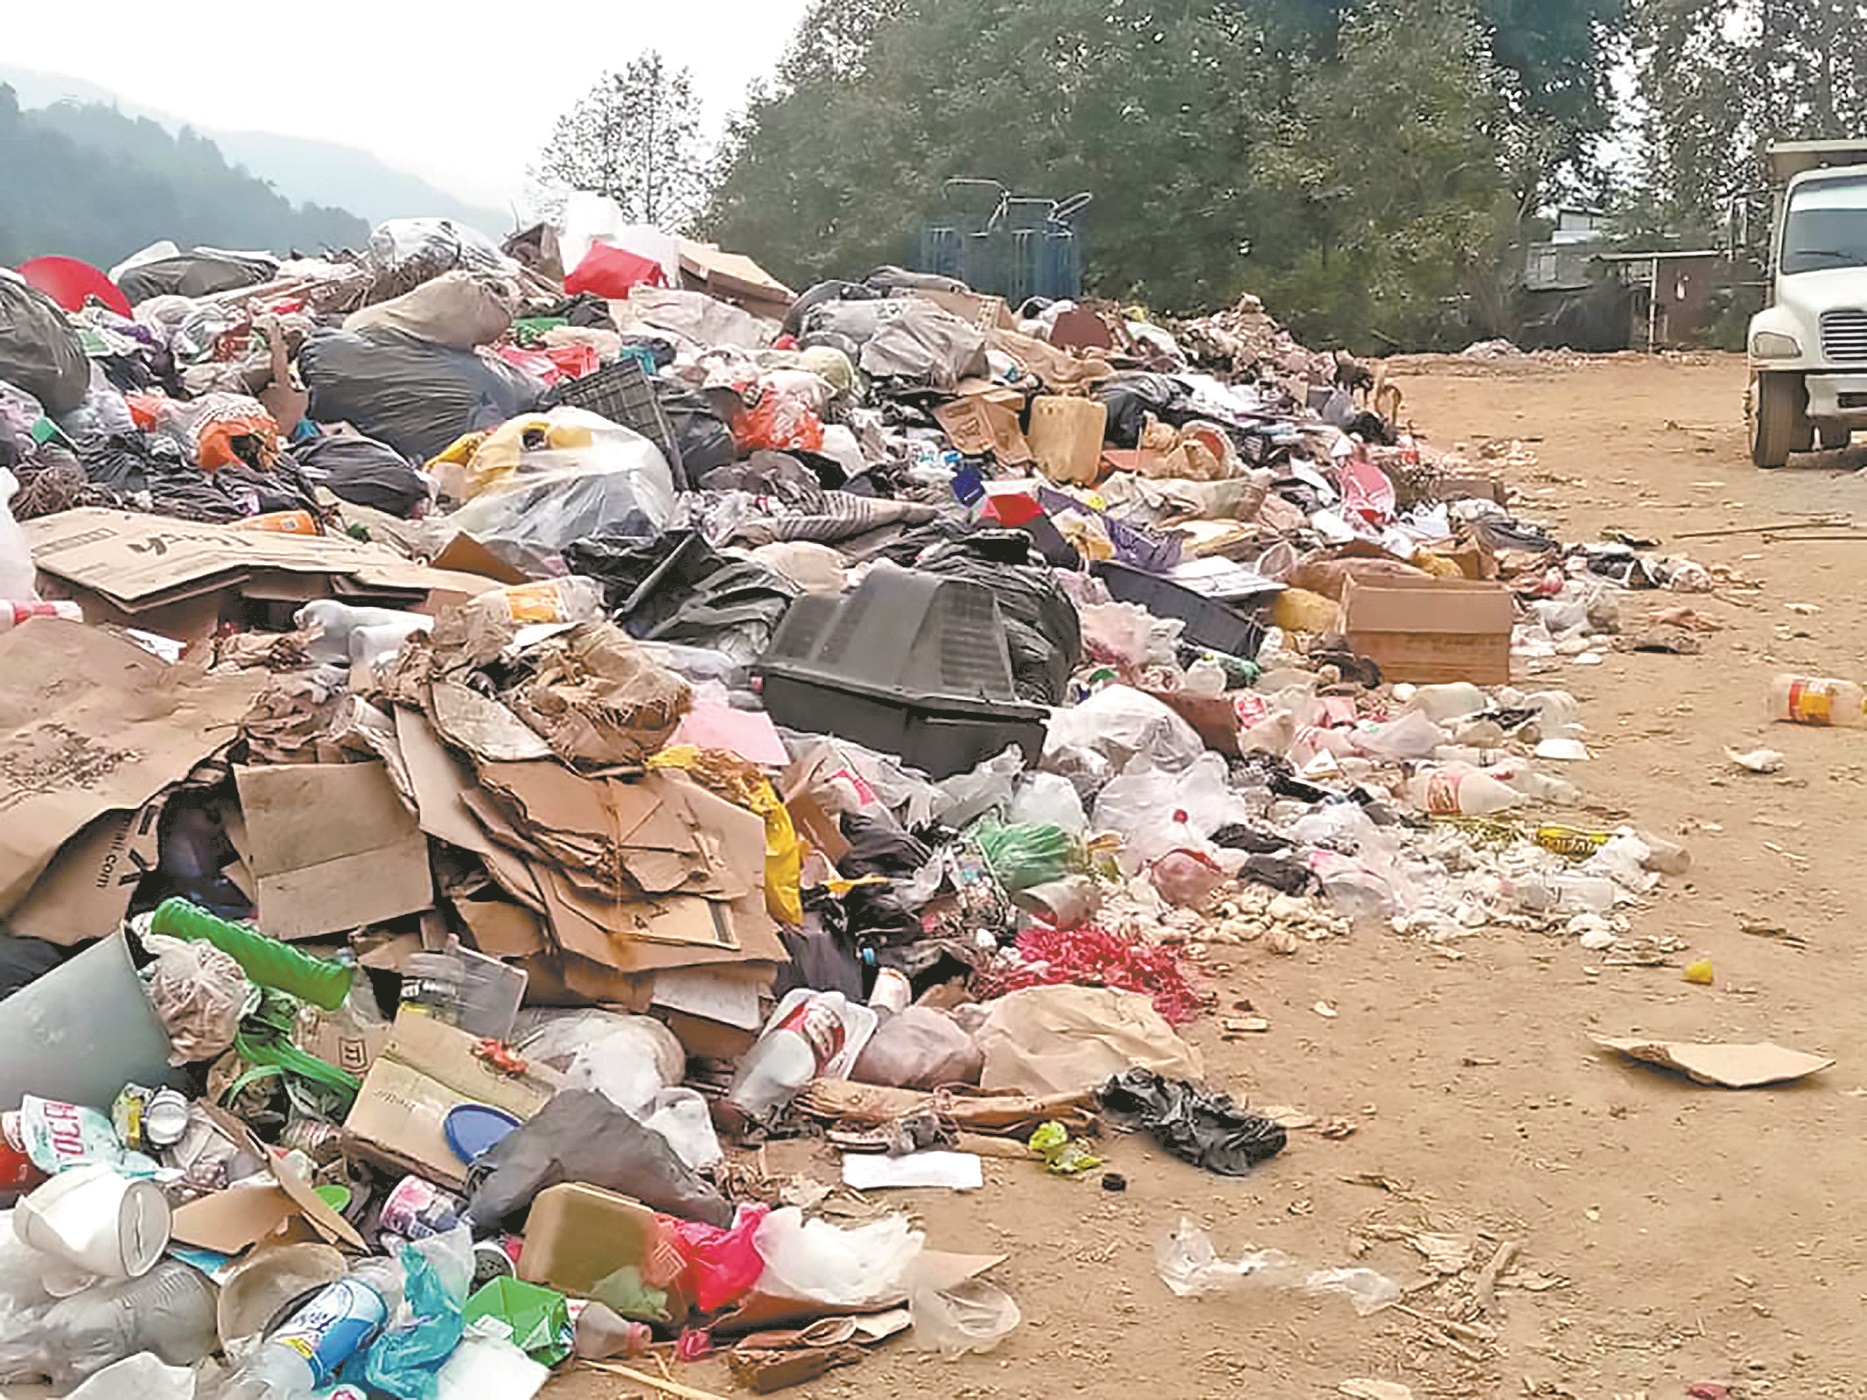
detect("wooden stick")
[1464,1239,1521,1319]
[1673,516,1850,539]
[580,1360,734,1400]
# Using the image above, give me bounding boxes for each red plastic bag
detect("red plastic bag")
[734,393,824,454]
[663,1202,770,1312]
[566,242,668,300]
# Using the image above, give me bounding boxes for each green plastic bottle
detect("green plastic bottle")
[148,898,354,1011]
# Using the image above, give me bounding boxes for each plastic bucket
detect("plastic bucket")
[0,930,185,1113]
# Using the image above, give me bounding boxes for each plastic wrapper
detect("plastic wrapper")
[365,1227,474,1400]
[753,1207,924,1308]
[664,1203,770,1313]
[142,933,249,1066]
[1156,1219,1400,1314]
[735,391,825,454]
[908,1276,1021,1356]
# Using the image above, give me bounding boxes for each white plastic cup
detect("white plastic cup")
[14,1162,171,1282]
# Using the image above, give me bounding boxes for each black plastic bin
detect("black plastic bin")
[756,564,1049,778]
[1091,559,1271,658]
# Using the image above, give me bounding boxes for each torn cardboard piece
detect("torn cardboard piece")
[343,1011,559,1188]
[7,796,165,945]
[235,760,434,940]
[0,619,260,911]
[170,1104,364,1254]
[1594,1036,1834,1088]
[397,705,497,856]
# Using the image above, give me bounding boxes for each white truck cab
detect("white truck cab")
[1747,140,1867,467]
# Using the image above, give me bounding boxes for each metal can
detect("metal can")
[379,1174,465,1241]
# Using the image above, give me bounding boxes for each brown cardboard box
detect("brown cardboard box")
[343,1010,559,1188]
[7,798,164,945]
[1340,573,1514,685]
[170,1106,365,1254]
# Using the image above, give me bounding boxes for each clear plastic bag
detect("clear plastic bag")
[63,1352,195,1400]
[143,933,250,1066]
[753,1207,923,1308]
[908,1276,1021,1356]
[932,747,1024,829]
[1008,772,1087,834]
[516,1011,684,1118]
[1043,685,1206,774]
[1155,1219,1398,1315]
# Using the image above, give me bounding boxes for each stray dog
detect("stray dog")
[1334,351,1404,426]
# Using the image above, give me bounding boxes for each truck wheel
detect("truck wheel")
[1749,371,1813,469]
[1820,425,1851,451]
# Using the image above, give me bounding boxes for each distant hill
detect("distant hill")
[0,65,509,235]
[0,87,368,267]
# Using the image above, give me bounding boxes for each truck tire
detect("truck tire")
[1820,425,1851,451]
[1749,371,1812,469]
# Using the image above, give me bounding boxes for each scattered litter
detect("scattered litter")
[1156,1218,1400,1314]
[1726,746,1786,774]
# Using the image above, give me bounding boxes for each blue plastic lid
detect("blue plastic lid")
[444,1104,521,1163]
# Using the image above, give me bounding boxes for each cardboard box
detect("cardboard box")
[7,798,164,945]
[1339,573,1514,685]
[170,1105,364,1254]
[343,1011,559,1188]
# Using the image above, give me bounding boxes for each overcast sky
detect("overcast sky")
[4,0,812,209]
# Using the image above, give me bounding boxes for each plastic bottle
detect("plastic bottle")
[1405,766,1524,816]
[0,600,84,630]
[294,600,431,665]
[724,992,877,1124]
[1768,673,1867,727]
[221,1258,403,1400]
[33,1260,219,1385]
[1402,682,1488,723]
[147,899,353,1010]
[573,1300,652,1359]
[1487,763,1581,806]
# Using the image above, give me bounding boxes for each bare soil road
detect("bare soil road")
[560,352,1867,1400]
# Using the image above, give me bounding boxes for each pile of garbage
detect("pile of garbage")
[0,209,1711,1398]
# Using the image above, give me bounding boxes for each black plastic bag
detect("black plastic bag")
[1095,372,1199,449]
[651,381,736,478]
[0,274,89,413]
[465,1090,732,1229]
[912,533,1081,705]
[1098,1068,1286,1175]
[564,530,796,656]
[301,328,545,461]
[292,434,428,517]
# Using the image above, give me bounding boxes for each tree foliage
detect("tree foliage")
[532,52,706,231]
[0,88,366,267]
[703,0,1626,348]
[1623,0,1867,244]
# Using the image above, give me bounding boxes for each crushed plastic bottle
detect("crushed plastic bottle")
[13,1260,218,1386]
[219,1257,403,1400]
[1768,673,1867,727]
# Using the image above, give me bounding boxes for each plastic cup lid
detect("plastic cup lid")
[445,1104,521,1163]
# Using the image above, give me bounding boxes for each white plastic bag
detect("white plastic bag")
[1008,772,1087,834]
[63,1352,194,1400]
[0,470,35,602]
[1043,685,1205,774]
[908,1276,1021,1356]
[642,1089,723,1170]
[1092,752,1250,875]
[753,1207,923,1308]
[518,1011,685,1118]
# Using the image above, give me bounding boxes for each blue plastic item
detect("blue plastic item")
[445,1104,521,1164]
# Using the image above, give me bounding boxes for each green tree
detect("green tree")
[531,52,706,230]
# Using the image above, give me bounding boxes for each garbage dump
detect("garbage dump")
[0,214,1710,1396]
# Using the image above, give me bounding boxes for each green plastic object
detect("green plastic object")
[148,897,354,1011]
[464,1277,572,1366]
[974,823,1079,894]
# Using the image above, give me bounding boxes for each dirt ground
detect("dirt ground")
[563,353,1867,1400]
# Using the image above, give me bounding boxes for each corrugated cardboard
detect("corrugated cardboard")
[396,706,497,856]
[26,508,492,630]
[905,288,1017,333]
[1339,573,1514,685]
[7,797,164,945]
[235,761,434,940]
[0,620,259,911]
[343,1011,560,1188]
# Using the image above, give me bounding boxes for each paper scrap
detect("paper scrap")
[841,1151,983,1192]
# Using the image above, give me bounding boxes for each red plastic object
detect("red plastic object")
[565,242,668,300]
[734,393,823,453]
[662,1203,770,1313]
[977,923,1206,1024]
[18,256,133,317]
